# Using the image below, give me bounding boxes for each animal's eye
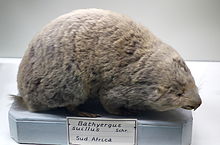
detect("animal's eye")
[177,93,182,96]
[177,92,183,97]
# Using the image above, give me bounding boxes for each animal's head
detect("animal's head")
[132,44,202,111]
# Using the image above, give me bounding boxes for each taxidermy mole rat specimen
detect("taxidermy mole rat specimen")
[17,8,202,116]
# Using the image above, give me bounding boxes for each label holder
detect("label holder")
[66,117,137,145]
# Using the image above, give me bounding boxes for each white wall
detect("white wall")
[0,0,219,60]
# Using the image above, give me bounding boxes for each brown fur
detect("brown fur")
[17,9,201,115]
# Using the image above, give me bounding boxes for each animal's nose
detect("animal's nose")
[182,94,202,110]
[192,95,202,110]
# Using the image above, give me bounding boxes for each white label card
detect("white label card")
[67,117,137,145]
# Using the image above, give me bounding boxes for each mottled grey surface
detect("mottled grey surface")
[17,9,201,115]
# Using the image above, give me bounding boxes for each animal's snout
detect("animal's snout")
[182,94,202,110]
[192,95,202,110]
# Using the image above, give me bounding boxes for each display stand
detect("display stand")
[9,100,192,145]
